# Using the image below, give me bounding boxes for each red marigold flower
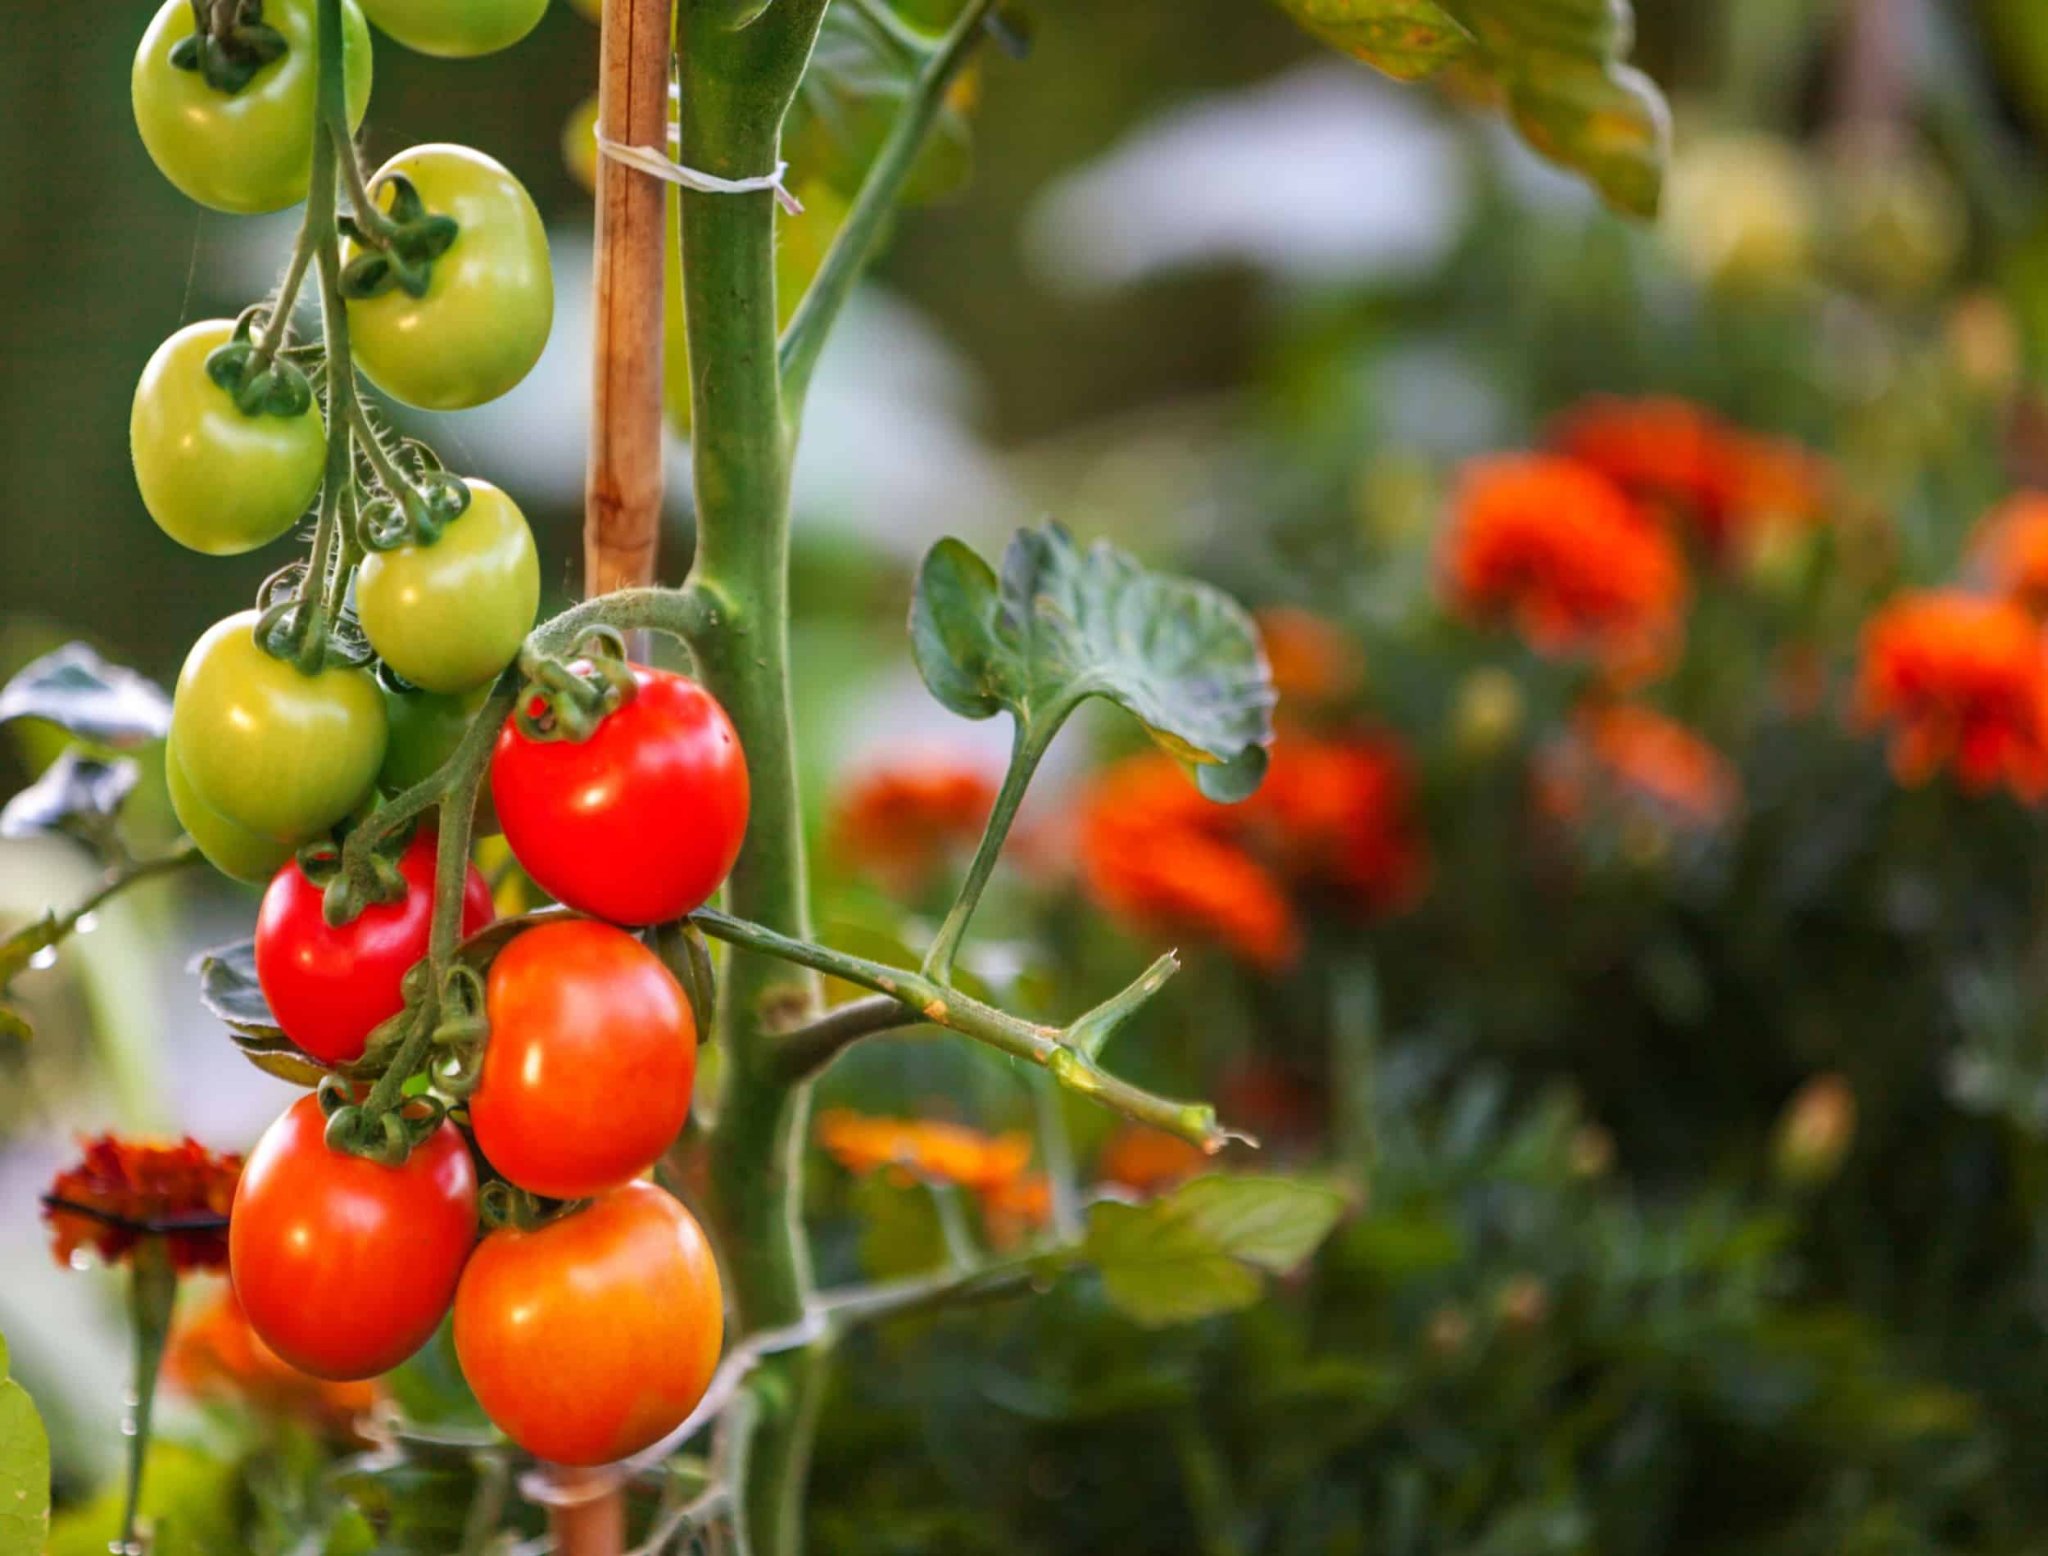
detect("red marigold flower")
[1853,590,2048,799]
[44,1135,241,1273]
[1971,493,2048,616]
[1549,704,1741,833]
[815,1110,1033,1195]
[1441,454,1686,681]
[1256,607,1363,712]
[166,1286,381,1440]
[1077,733,1428,971]
[830,758,999,896]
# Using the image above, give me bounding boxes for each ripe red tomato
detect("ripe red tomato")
[489,665,748,925]
[470,919,695,1199]
[254,831,494,1065]
[230,1094,477,1380]
[453,1181,722,1465]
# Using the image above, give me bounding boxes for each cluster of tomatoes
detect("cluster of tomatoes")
[126,0,757,1468]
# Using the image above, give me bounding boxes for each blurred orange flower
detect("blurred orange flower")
[44,1135,241,1273]
[816,1110,1033,1195]
[1257,607,1363,713]
[1079,733,1428,971]
[166,1286,380,1439]
[1970,494,2048,616]
[1546,704,1741,833]
[1853,590,2048,799]
[1097,1124,1207,1197]
[830,759,998,896]
[1441,454,1686,680]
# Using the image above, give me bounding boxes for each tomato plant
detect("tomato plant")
[255,831,493,1065]
[345,144,553,410]
[470,919,695,1199]
[132,0,372,214]
[359,0,547,57]
[356,479,540,694]
[452,1181,722,1466]
[230,1094,477,1380]
[490,665,750,926]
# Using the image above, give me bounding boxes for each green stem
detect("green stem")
[778,0,1000,411]
[118,1240,178,1555]
[526,585,724,659]
[776,994,914,1080]
[246,221,319,375]
[921,720,1046,984]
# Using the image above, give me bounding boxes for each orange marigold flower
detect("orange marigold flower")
[1097,1124,1208,1197]
[1255,735,1431,912]
[1565,704,1740,832]
[978,1172,1054,1250]
[1853,590,2048,799]
[1441,454,1686,680]
[1971,494,2048,616]
[815,1110,1033,1194]
[166,1286,380,1439]
[44,1135,241,1273]
[830,758,998,895]
[1257,607,1363,712]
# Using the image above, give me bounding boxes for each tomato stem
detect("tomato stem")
[920,716,1053,985]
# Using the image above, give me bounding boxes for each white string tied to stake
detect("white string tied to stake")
[596,132,804,215]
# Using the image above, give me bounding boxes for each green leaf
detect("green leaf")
[0,643,171,748]
[1269,0,1669,217]
[0,750,138,842]
[190,936,284,1041]
[0,1331,50,1556]
[45,1443,238,1556]
[788,0,973,204]
[0,916,61,1042]
[910,525,1275,801]
[1084,1174,1346,1327]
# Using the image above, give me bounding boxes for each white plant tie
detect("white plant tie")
[596,132,803,215]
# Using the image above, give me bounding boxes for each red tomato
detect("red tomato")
[489,665,748,925]
[453,1181,722,1465]
[230,1094,477,1380]
[469,919,695,1199]
[254,831,494,1065]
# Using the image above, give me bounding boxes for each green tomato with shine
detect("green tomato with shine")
[357,479,540,694]
[169,611,388,845]
[131,321,326,556]
[166,732,296,884]
[380,682,492,793]
[346,145,553,410]
[132,0,374,215]
[360,0,548,57]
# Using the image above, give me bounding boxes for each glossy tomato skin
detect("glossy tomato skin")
[470,920,695,1199]
[255,831,494,1065]
[357,480,539,694]
[454,1182,722,1465]
[360,0,547,56]
[170,611,387,846]
[131,321,325,556]
[490,666,749,925]
[166,731,296,884]
[346,145,552,410]
[132,0,373,214]
[231,1094,477,1380]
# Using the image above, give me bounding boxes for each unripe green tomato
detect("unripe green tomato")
[380,681,491,793]
[132,0,373,215]
[346,145,553,410]
[169,611,387,845]
[357,480,539,694]
[165,732,296,884]
[130,321,325,556]
[360,0,548,57]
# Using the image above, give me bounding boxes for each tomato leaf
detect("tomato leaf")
[910,524,1275,801]
[0,916,62,1042]
[0,1333,50,1556]
[0,751,139,842]
[191,937,285,1041]
[787,1,973,204]
[0,643,171,749]
[1083,1174,1347,1327]
[1268,0,1669,217]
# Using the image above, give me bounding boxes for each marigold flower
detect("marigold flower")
[1441,454,1685,680]
[1555,704,1741,833]
[44,1135,241,1273]
[815,1110,1033,1195]
[1971,494,2048,616]
[1256,607,1363,712]
[1853,590,2048,800]
[1097,1124,1207,1197]
[830,758,998,895]
[166,1286,380,1439]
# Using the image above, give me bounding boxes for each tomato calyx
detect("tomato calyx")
[168,0,288,95]
[292,825,411,927]
[513,628,639,743]
[357,463,473,552]
[252,558,375,670]
[339,174,461,302]
[477,1177,587,1234]
[203,308,316,418]
[317,959,491,1162]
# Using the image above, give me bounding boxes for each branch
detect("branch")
[774,994,918,1080]
[777,0,1002,409]
[525,586,725,661]
[921,719,1046,984]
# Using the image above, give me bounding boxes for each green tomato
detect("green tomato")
[357,480,539,693]
[166,731,296,884]
[360,0,548,56]
[130,321,326,557]
[132,0,374,215]
[346,145,553,410]
[169,611,387,845]
[380,681,490,792]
